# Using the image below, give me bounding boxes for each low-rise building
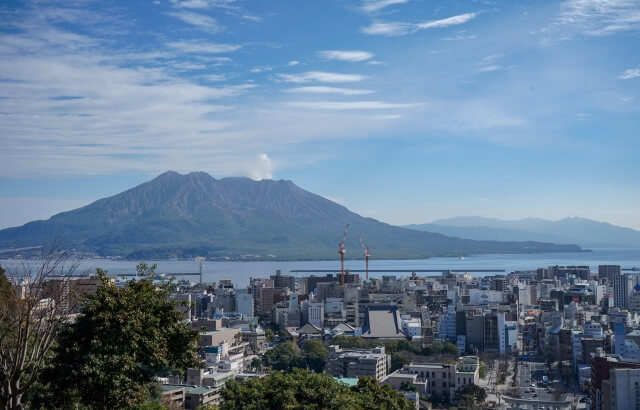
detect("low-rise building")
[326,345,390,381]
[405,356,480,401]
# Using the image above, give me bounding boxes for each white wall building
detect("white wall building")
[235,291,253,319]
[610,368,640,410]
[308,302,324,328]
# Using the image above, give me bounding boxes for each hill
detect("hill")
[406,216,640,248]
[0,172,584,260]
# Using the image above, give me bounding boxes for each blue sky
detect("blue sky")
[0,0,639,230]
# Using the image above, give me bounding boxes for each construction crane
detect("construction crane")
[338,224,349,286]
[358,234,370,281]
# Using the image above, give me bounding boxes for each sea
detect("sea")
[3,248,640,288]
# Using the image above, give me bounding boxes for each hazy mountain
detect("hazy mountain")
[406,216,640,248]
[0,172,584,260]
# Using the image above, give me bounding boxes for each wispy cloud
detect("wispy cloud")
[284,86,375,96]
[441,34,476,41]
[619,67,640,79]
[167,11,222,32]
[362,12,477,36]
[361,0,411,13]
[277,71,366,83]
[476,53,510,73]
[171,0,236,9]
[362,21,412,36]
[477,65,504,73]
[250,66,272,73]
[286,100,418,110]
[287,60,300,66]
[557,0,640,35]
[416,13,477,29]
[166,40,241,54]
[318,50,374,62]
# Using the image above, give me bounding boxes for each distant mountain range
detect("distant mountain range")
[0,172,584,260]
[405,216,640,249]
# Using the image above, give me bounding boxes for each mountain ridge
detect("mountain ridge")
[406,216,640,248]
[0,172,585,260]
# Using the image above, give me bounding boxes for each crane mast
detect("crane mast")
[358,234,370,281]
[339,224,349,286]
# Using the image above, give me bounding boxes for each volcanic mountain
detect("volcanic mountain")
[0,171,584,260]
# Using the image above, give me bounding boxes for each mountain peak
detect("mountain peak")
[0,175,584,259]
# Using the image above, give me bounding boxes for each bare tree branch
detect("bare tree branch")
[0,243,82,409]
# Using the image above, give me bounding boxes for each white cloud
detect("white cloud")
[477,65,504,73]
[171,0,236,9]
[558,0,640,35]
[167,11,222,32]
[361,21,412,36]
[415,13,477,29]
[250,66,272,73]
[619,67,640,79]
[362,13,477,36]
[166,40,241,54]
[204,74,227,82]
[286,100,418,110]
[361,0,411,13]
[284,86,375,95]
[317,50,374,62]
[246,153,274,180]
[277,71,366,83]
[441,34,476,41]
[287,60,300,66]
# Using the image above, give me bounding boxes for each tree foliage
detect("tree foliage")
[37,264,202,409]
[220,369,414,410]
[479,362,486,379]
[263,342,304,372]
[0,248,79,410]
[301,340,328,373]
[262,340,328,373]
[454,384,487,409]
[264,329,275,343]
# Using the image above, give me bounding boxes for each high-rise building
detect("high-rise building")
[235,291,253,319]
[270,270,296,292]
[613,273,638,309]
[610,368,640,410]
[307,302,324,328]
[599,265,621,283]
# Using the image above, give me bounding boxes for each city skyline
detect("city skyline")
[1,0,639,230]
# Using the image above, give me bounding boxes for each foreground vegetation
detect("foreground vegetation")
[221,369,415,410]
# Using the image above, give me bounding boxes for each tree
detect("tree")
[399,380,417,392]
[301,340,328,373]
[0,247,79,410]
[220,369,414,410]
[250,358,262,368]
[352,377,416,410]
[264,328,275,343]
[442,342,459,355]
[390,352,408,372]
[38,263,202,409]
[262,342,304,371]
[454,384,487,409]
[479,362,487,379]
[221,369,358,409]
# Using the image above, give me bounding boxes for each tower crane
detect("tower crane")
[358,234,370,281]
[338,224,349,286]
